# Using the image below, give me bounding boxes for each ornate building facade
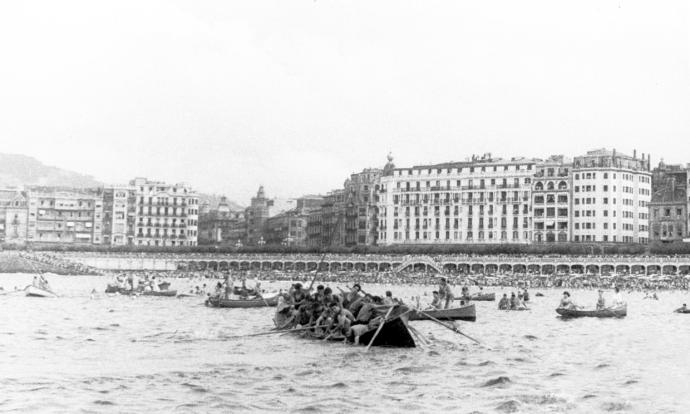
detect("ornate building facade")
[26,187,104,245]
[245,186,272,245]
[377,154,537,245]
[532,155,572,243]
[649,161,687,242]
[102,186,137,246]
[198,196,245,245]
[131,178,199,247]
[344,168,382,246]
[0,189,29,244]
[571,149,651,244]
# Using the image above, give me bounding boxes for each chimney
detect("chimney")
[633,149,637,159]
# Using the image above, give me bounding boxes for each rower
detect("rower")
[559,291,576,309]
[675,304,688,313]
[498,294,510,310]
[429,291,443,309]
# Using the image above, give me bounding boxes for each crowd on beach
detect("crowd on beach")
[101,267,690,293]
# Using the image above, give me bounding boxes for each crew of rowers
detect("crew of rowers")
[497,290,529,310]
[110,274,169,293]
[209,275,264,300]
[558,287,625,310]
[275,282,403,345]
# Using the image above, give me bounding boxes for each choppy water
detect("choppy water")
[1,273,689,413]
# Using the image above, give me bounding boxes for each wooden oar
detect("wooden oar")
[365,306,395,352]
[307,254,328,292]
[415,309,481,345]
[225,324,331,340]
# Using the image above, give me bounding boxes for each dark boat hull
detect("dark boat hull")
[409,304,476,322]
[279,306,416,348]
[556,304,627,318]
[206,295,278,308]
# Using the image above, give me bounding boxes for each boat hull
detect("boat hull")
[556,304,627,318]
[278,305,416,348]
[469,293,496,301]
[106,288,177,297]
[206,295,278,308]
[409,304,476,322]
[25,286,58,298]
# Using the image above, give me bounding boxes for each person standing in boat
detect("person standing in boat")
[438,278,454,309]
[223,274,233,299]
[595,289,606,310]
[612,286,624,307]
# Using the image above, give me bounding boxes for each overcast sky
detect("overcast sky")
[0,0,688,203]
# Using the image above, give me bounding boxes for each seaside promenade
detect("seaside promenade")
[57,252,690,275]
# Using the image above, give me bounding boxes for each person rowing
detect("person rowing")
[559,291,578,309]
[674,303,688,313]
[498,293,510,310]
[429,291,443,309]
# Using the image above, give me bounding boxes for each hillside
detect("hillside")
[0,153,102,188]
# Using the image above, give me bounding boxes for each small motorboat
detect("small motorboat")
[25,285,58,298]
[409,304,476,322]
[556,304,627,318]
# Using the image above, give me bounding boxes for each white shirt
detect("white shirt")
[613,292,623,305]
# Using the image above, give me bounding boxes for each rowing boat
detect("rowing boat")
[106,287,177,297]
[556,304,627,318]
[409,304,476,322]
[205,295,279,308]
[233,287,258,296]
[469,292,496,301]
[674,309,690,314]
[25,285,58,298]
[280,305,416,348]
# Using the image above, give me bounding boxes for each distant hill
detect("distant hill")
[0,153,102,188]
[0,153,246,209]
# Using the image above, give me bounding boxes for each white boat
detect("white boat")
[25,285,59,298]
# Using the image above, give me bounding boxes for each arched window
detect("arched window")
[535,182,544,191]
[547,182,555,190]
[558,181,567,190]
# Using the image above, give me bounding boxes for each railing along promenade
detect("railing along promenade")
[59,252,690,275]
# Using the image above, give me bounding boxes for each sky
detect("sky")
[0,0,688,204]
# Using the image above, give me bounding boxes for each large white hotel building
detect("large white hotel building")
[377,154,538,245]
[377,149,651,245]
